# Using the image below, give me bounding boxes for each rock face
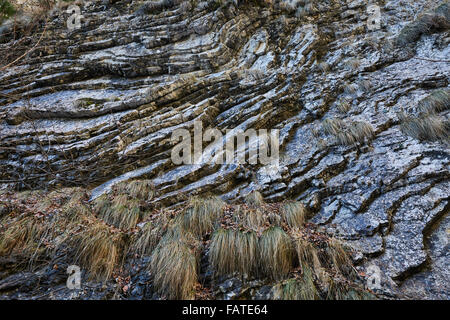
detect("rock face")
[0,0,449,299]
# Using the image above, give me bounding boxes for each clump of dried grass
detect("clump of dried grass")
[325,239,355,278]
[209,228,259,277]
[272,268,319,300]
[398,111,449,142]
[149,226,200,299]
[418,88,450,114]
[0,188,88,256]
[115,179,154,201]
[180,196,225,237]
[344,58,361,71]
[322,118,375,146]
[93,193,147,230]
[396,3,450,46]
[130,221,161,256]
[280,201,307,228]
[326,278,375,300]
[244,190,265,206]
[337,98,351,113]
[0,215,47,255]
[294,238,325,279]
[236,206,267,231]
[322,118,345,137]
[130,211,171,256]
[72,219,126,281]
[259,227,294,280]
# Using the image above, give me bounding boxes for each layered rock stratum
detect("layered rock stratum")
[0,0,449,299]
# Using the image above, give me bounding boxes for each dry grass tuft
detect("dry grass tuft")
[398,112,449,142]
[344,58,360,70]
[93,193,146,230]
[326,279,374,300]
[272,268,319,300]
[53,190,92,242]
[72,219,126,281]
[130,211,171,256]
[326,239,354,277]
[396,3,450,47]
[92,194,113,217]
[337,98,351,113]
[322,118,375,146]
[335,123,373,145]
[343,121,375,145]
[280,201,307,228]
[0,188,92,257]
[298,265,320,299]
[236,206,267,230]
[209,228,259,277]
[322,118,345,137]
[326,278,347,299]
[272,278,299,300]
[0,215,47,255]
[150,234,200,299]
[130,221,161,256]
[343,82,359,95]
[266,210,283,226]
[358,79,372,92]
[181,196,225,237]
[115,179,154,201]
[418,88,450,114]
[317,61,330,73]
[294,238,324,280]
[259,227,294,280]
[244,190,265,206]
